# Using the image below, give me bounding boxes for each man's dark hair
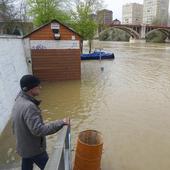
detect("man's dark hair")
[20,75,40,92]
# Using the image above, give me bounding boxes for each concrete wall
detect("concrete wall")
[0,36,29,133]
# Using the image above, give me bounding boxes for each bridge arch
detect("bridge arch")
[146,28,170,38]
[99,26,140,39]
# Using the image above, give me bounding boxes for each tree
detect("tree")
[0,0,19,34]
[0,0,18,20]
[146,30,167,43]
[17,0,28,22]
[0,0,33,35]
[99,29,130,41]
[27,0,71,26]
[72,0,104,53]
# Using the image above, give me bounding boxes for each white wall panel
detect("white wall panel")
[0,36,28,133]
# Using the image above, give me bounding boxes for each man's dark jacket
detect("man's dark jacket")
[12,91,65,158]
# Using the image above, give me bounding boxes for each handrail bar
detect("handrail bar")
[45,125,71,170]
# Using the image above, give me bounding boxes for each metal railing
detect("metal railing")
[45,125,71,170]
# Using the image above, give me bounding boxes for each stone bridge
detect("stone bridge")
[99,24,170,41]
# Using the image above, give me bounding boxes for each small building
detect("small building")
[112,19,121,25]
[24,20,82,81]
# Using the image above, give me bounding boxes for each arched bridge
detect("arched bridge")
[99,24,170,40]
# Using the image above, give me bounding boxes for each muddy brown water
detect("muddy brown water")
[1,41,170,170]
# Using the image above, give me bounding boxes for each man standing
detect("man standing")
[12,74,69,170]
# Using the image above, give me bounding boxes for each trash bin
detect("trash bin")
[73,130,103,170]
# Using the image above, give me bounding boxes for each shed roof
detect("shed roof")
[23,19,82,39]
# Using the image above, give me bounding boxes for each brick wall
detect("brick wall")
[31,49,81,81]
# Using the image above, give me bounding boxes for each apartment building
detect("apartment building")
[122,3,143,24]
[143,0,169,25]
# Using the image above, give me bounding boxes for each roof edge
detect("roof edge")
[23,19,82,39]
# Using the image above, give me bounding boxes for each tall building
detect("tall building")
[168,14,170,26]
[97,9,113,25]
[143,0,169,25]
[122,3,143,24]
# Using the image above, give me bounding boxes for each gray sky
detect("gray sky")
[104,0,170,21]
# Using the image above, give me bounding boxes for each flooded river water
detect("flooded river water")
[1,41,170,170]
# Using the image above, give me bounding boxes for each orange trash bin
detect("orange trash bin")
[73,130,103,170]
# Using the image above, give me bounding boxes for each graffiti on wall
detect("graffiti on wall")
[31,44,47,49]
[30,40,80,50]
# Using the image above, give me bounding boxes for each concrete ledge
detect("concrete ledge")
[0,35,23,39]
[129,39,146,43]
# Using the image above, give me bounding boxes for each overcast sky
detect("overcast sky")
[104,0,170,21]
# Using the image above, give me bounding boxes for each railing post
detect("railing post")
[64,125,71,170]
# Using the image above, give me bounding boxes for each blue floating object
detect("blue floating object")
[81,49,115,60]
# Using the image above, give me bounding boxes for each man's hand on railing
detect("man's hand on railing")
[62,117,70,126]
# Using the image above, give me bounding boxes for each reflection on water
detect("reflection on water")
[1,42,170,170]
